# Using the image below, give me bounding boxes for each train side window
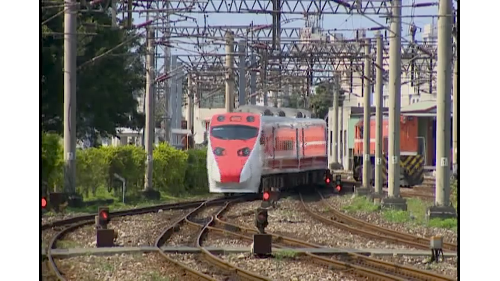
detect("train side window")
[277,140,293,151]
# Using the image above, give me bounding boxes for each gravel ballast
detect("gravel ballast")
[54,209,190,248]
[220,253,361,281]
[52,253,194,281]
[223,198,416,250]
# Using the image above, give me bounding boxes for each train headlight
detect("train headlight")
[237,147,251,157]
[214,147,226,156]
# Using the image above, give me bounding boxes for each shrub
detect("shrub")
[42,132,209,200]
[152,143,188,196]
[184,148,209,195]
[41,133,64,192]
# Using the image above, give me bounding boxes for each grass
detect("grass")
[342,196,381,213]
[43,186,212,215]
[342,196,457,232]
[274,249,298,260]
[55,239,79,248]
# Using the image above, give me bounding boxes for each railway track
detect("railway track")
[213,201,454,281]
[43,194,259,281]
[304,191,457,252]
[156,197,270,280]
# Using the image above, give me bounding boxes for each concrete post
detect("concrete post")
[187,74,194,133]
[382,0,407,210]
[176,72,183,129]
[339,101,344,167]
[225,31,235,113]
[452,40,458,172]
[238,40,247,107]
[374,32,384,198]
[250,54,257,105]
[331,74,340,167]
[361,38,372,190]
[63,0,77,194]
[428,0,456,219]
[144,27,155,192]
[261,49,268,106]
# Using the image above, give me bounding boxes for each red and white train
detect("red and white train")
[207,112,333,194]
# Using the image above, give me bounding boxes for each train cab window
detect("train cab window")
[210,125,259,140]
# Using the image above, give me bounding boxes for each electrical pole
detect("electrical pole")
[429,0,456,218]
[361,38,372,191]
[374,32,384,199]
[144,27,155,194]
[331,73,340,167]
[383,0,407,210]
[250,54,257,105]
[238,40,247,107]
[452,27,458,175]
[187,73,194,134]
[63,0,77,196]
[225,31,235,113]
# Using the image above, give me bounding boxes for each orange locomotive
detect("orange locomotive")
[352,116,425,187]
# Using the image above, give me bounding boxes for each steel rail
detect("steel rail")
[185,200,271,281]
[214,201,454,281]
[44,195,255,280]
[316,191,457,252]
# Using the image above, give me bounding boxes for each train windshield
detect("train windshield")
[210,125,259,140]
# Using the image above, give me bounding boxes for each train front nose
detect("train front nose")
[220,167,243,183]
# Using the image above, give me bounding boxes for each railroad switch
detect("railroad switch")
[429,236,444,263]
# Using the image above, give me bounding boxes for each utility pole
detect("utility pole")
[330,73,340,168]
[339,97,344,168]
[238,40,247,107]
[143,27,156,197]
[382,0,407,210]
[429,0,456,219]
[261,49,269,106]
[373,32,384,199]
[452,25,458,176]
[360,38,372,193]
[225,31,235,113]
[63,0,77,196]
[187,73,194,134]
[250,54,257,105]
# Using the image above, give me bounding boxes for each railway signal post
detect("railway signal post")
[253,206,272,257]
[381,0,407,211]
[96,207,116,247]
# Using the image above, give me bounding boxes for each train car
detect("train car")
[352,116,425,187]
[207,112,331,194]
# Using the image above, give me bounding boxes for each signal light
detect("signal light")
[98,207,110,228]
[263,192,270,201]
[42,197,47,209]
[325,178,331,184]
[255,207,269,234]
[335,175,342,192]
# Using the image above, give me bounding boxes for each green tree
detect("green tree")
[309,83,345,119]
[41,1,145,141]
